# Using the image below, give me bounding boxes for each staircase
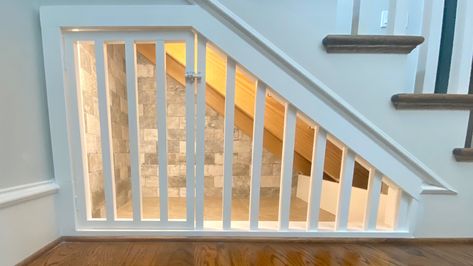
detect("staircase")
[38,2,464,238]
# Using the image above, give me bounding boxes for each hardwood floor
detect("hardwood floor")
[25,239,473,265]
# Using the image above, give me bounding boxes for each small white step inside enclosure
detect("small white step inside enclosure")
[59,29,414,236]
[40,5,426,237]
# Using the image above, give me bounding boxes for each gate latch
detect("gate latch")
[185,71,202,82]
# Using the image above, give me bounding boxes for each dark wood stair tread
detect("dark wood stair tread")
[453,148,473,162]
[322,35,424,54]
[391,93,473,110]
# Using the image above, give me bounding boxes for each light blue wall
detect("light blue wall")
[0,0,190,189]
[0,1,53,188]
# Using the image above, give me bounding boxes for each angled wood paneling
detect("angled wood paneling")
[136,44,369,184]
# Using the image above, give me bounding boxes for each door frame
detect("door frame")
[62,29,197,231]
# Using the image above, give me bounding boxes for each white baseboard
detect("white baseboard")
[0,191,59,265]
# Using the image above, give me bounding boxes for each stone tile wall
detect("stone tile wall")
[79,43,131,217]
[137,54,289,199]
[79,45,295,216]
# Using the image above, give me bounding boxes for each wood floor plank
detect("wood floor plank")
[26,240,473,265]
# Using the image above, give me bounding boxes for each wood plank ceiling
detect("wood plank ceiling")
[136,43,369,188]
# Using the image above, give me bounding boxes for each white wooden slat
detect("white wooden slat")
[95,40,117,222]
[417,0,445,93]
[249,81,266,230]
[363,169,383,230]
[335,148,356,231]
[388,0,409,34]
[383,182,399,228]
[306,127,327,231]
[336,0,355,34]
[351,0,361,34]
[407,198,418,233]
[185,36,196,225]
[395,190,411,231]
[65,39,90,222]
[125,40,142,222]
[195,36,207,230]
[278,103,297,231]
[155,40,169,223]
[222,58,236,230]
[447,0,473,94]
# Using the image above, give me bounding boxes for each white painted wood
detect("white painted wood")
[383,182,398,228]
[388,0,409,34]
[416,0,445,93]
[351,0,361,34]
[249,80,266,230]
[40,24,79,233]
[41,5,451,200]
[407,198,419,234]
[447,0,473,94]
[64,38,91,222]
[278,104,297,231]
[60,31,192,42]
[185,36,196,226]
[222,58,236,230]
[125,40,142,222]
[0,189,59,266]
[95,40,117,222]
[82,220,192,230]
[404,0,424,92]
[335,148,356,231]
[364,169,383,230]
[195,36,207,230]
[335,0,355,34]
[40,5,458,235]
[72,224,410,237]
[395,191,411,230]
[306,127,327,231]
[193,1,446,195]
[155,40,169,223]
[0,180,59,209]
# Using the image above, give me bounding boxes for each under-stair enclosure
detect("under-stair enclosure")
[58,28,415,236]
[6,1,473,265]
[37,4,446,238]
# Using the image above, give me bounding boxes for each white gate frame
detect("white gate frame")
[63,30,197,231]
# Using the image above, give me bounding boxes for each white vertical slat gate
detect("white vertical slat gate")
[155,40,169,223]
[125,40,142,222]
[195,36,207,230]
[63,29,417,236]
[95,39,118,223]
[249,81,266,230]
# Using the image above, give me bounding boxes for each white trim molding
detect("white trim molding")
[189,0,455,194]
[0,180,59,209]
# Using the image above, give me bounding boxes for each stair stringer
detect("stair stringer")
[188,1,456,196]
[189,9,452,197]
[40,4,454,197]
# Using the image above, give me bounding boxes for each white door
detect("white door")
[64,30,197,230]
